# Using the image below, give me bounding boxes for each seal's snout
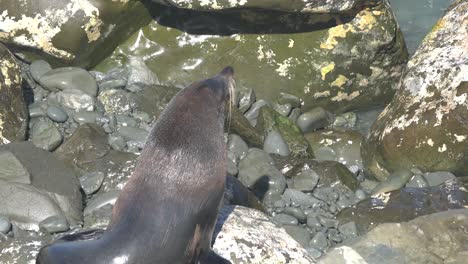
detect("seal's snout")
[219,66,234,77]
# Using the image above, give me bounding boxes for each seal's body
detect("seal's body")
[36,67,235,264]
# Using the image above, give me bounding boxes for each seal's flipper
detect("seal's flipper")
[201,250,232,264]
[55,229,104,243]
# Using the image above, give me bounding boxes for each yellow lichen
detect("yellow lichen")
[321,62,335,80]
[331,74,349,87]
[320,25,349,50]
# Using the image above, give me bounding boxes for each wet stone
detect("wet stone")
[272,213,298,226]
[84,191,120,216]
[309,232,328,251]
[237,86,256,113]
[263,130,290,156]
[336,198,353,210]
[424,171,456,187]
[355,189,367,200]
[338,221,358,239]
[307,216,322,231]
[278,93,301,108]
[227,134,248,160]
[132,111,151,124]
[227,154,238,176]
[406,174,429,188]
[54,89,96,111]
[108,135,126,151]
[297,107,334,133]
[29,60,52,82]
[79,171,105,196]
[116,114,138,127]
[46,105,68,123]
[244,100,269,126]
[288,108,301,123]
[117,127,148,144]
[0,151,31,184]
[274,103,292,117]
[28,102,47,118]
[283,207,307,223]
[307,247,322,259]
[39,216,69,234]
[98,79,127,92]
[282,189,322,208]
[283,225,311,248]
[288,165,320,192]
[333,112,357,130]
[31,119,63,151]
[318,215,339,229]
[73,111,102,124]
[39,67,98,96]
[0,216,11,234]
[327,229,343,243]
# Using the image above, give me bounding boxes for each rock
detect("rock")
[84,191,119,216]
[371,169,414,195]
[0,151,31,184]
[424,171,457,187]
[98,89,136,114]
[29,60,52,82]
[83,203,113,229]
[39,215,69,234]
[338,221,359,239]
[237,148,286,205]
[332,112,357,130]
[297,107,334,133]
[0,142,82,230]
[282,189,321,208]
[108,135,126,151]
[31,119,63,151]
[257,106,314,158]
[117,126,148,145]
[244,100,269,126]
[0,44,27,144]
[97,1,407,114]
[278,92,301,108]
[227,134,248,160]
[52,89,96,111]
[283,207,307,223]
[362,1,468,180]
[287,163,319,192]
[263,130,290,156]
[309,232,328,251]
[73,111,102,124]
[272,213,299,226]
[79,171,105,195]
[55,124,110,167]
[224,176,264,212]
[213,206,314,263]
[237,85,256,113]
[305,129,363,170]
[39,67,98,96]
[0,0,152,67]
[0,216,11,234]
[283,225,311,248]
[322,209,468,264]
[153,0,367,13]
[46,105,69,123]
[28,102,48,118]
[229,107,264,148]
[126,56,159,86]
[0,237,47,264]
[115,114,138,127]
[273,103,292,117]
[133,84,180,121]
[337,177,468,233]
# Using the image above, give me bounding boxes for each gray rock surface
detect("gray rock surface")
[39,67,98,96]
[0,151,31,184]
[30,119,63,151]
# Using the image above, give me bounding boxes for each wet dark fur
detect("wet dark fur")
[36,68,234,264]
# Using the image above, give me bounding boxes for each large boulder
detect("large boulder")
[362,0,468,180]
[0,44,27,144]
[151,0,368,13]
[0,0,152,68]
[213,206,314,263]
[321,209,468,264]
[97,0,408,113]
[0,142,82,231]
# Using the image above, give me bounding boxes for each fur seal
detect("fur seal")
[36,67,235,264]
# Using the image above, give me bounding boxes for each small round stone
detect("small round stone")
[272,213,299,226]
[244,100,269,126]
[28,103,47,118]
[108,135,126,151]
[39,216,69,234]
[73,111,102,124]
[46,105,69,123]
[29,60,52,82]
[227,134,248,160]
[306,247,322,259]
[283,225,311,247]
[297,107,334,133]
[274,103,292,117]
[309,232,328,251]
[355,189,367,200]
[39,67,98,96]
[307,216,322,231]
[0,216,12,234]
[31,119,63,151]
[116,114,138,127]
[338,221,358,238]
[318,215,339,229]
[283,207,307,223]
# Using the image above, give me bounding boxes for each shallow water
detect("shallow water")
[389,0,455,55]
